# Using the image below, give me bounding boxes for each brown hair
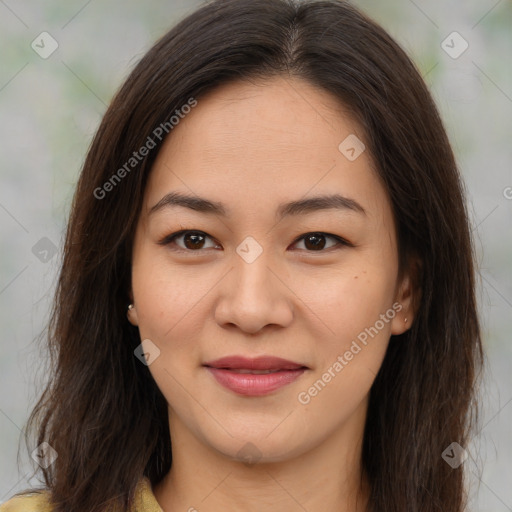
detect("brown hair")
[18,1,483,511]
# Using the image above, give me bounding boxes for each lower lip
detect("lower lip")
[205,367,306,396]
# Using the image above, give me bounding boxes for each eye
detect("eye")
[290,232,351,252]
[158,230,220,252]
[158,229,352,253]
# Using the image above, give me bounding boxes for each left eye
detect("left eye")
[158,230,350,253]
[292,232,347,251]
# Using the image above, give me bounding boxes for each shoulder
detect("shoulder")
[0,491,53,512]
[0,478,160,512]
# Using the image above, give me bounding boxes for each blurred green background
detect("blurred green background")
[1,1,511,510]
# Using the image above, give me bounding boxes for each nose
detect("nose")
[214,248,294,335]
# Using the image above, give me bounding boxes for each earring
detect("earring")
[128,304,134,311]
[404,317,408,324]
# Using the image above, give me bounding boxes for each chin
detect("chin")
[200,423,316,465]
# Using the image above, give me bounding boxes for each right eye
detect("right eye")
[158,230,220,253]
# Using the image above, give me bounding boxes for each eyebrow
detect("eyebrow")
[148,191,366,220]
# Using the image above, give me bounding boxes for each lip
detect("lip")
[203,356,308,396]
[204,355,306,371]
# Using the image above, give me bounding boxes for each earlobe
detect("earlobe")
[127,303,139,326]
[391,258,421,335]
[390,284,412,335]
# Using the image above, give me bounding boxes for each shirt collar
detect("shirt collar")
[132,477,163,512]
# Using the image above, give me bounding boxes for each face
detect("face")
[128,76,413,463]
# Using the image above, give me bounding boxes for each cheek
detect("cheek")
[296,271,396,419]
[131,245,228,367]
[132,248,188,338]
[131,255,207,400]
[299,263,397,335]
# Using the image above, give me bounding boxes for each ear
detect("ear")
[390,256,422,335]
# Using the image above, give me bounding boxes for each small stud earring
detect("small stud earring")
[404,317,408,324]
[128,304,134,311]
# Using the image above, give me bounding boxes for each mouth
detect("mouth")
[203,355,308,396]
[223,368,293,374]
[203,355,308,371]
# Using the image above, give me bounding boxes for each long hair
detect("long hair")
[19,1,483,510]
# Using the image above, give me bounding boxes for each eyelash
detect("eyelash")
[157,229,353,254]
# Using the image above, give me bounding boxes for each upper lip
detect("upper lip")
[203,355,307,371]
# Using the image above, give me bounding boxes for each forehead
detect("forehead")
[159,76,357,164]
[143,76,391,224]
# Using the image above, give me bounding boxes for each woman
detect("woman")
[1,0,483,511]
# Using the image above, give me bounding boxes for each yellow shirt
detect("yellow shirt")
[0,477,162,512]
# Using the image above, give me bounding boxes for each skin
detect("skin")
[128,76,415,512]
